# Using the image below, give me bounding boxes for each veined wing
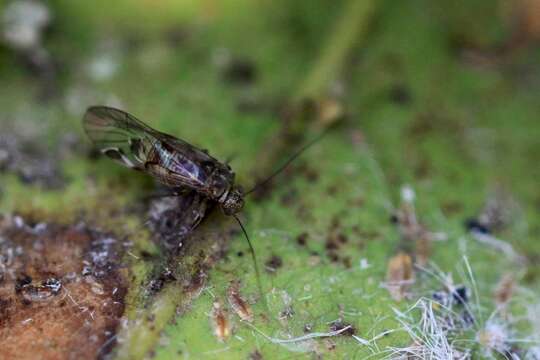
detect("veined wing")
[83,106,219,190]
[83,106,155,169]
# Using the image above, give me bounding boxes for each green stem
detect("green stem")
[296,0,376,101]
[252,0,376,182]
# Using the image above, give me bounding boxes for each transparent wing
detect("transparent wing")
[82,106,222,191]
[83,106,156,169]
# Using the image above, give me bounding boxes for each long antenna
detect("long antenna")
[245,128,330,196]
[232,214,266,307]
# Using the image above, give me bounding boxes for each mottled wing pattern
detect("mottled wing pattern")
[82,106,218,191]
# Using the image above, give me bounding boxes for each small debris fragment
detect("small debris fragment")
[394,186,423,238]
[211,301,231,342]
[43,277,62,293]
[84,276,105,295]
[359,258,370,270]
[314,97,344,127]
[392,185,446,266]
[464,218,490,234]
[432,284,470,308]
[244,320,356,352]
[265,255,283,274]
[324,218,350,265]
[14,274,32,293]
[465,190,518,234]
[477,319,511,357]
[296,232,308,246]
[329,320,356,336]
[222,57,257,85]
[494,273,516,307]
[17,278,62,303]
[452,285,469,306]
[385,252,414,302]
[227,281,253,322]
[147,267,175,296]
[279,306,295,321]
[415,232,432,267]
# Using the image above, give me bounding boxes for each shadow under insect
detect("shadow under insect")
[147,189,210,251]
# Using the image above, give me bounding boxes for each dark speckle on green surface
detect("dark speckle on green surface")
[1,0,539,359]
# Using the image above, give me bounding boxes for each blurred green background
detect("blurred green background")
[1,0,539,359]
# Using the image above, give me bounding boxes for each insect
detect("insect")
[83,106,326,296]
[83,106,245,216]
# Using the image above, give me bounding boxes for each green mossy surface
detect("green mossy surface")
[1,0,539,359]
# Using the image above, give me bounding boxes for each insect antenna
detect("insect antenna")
[245,128,330,196]
[232,213,267,308]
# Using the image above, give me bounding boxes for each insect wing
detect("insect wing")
[83,106,220,191]
[83,106,155,169]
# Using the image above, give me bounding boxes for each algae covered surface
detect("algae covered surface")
[0,0,539,359]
